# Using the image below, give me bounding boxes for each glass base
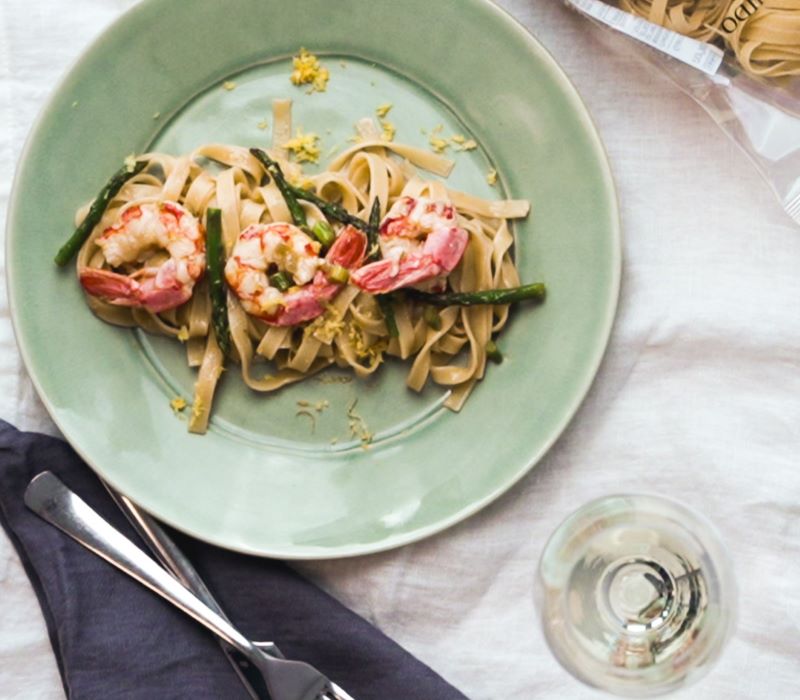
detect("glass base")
[536,495,736,697]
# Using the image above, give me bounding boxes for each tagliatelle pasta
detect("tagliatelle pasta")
[617,0,800,78]
[618,0,730,41]
[725,1,800,78]
[72,100,535,435]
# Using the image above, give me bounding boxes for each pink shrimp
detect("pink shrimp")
[224,222,367,327]
[79,202,205,313]
[350,196,468,294]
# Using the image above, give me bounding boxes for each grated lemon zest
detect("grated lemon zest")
[124,154,137,172]
[256,119,269,130]
[375,103,393,119]
[177,326,190,342]
[486,168,498,186]
[290,48,330,93]
[296,409,316,433]
[283,128,321,164]
[191,397,205,421]
[347,398,373,445]
[170,397,187,413]
[429,136,449,154]
[428,125,449,153]
[288,173,315,190]
[380,119,396,142]
[346,323,386,361]
[222,81,237,91]
[307,303,345,344]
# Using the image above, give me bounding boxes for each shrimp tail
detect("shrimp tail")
[351,226,468,294]
[79,264,193,314]
[79,268,142,307]
[326,225,368,269]
[350,256,443,294]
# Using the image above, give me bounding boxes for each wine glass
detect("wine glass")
[535,494,736,697]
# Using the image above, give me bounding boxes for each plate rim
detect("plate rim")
[6,0,621,559]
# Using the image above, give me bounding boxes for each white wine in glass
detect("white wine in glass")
[536,495,736,697]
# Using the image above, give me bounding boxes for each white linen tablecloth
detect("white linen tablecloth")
[1,1,798,698]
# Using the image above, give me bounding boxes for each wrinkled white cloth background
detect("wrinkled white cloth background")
[1,1,798,698]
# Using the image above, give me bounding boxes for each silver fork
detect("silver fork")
[24,471,354,700]
[101,483,352,700]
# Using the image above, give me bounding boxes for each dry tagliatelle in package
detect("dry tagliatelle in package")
[564,0,800,225]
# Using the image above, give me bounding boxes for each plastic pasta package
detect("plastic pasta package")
[564,0,800,224]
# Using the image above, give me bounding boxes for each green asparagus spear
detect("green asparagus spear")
[423,305,442,330]
[325,265,350,285]
[364,197,398,336]
[366,198,382,262]
[250,147,373,232]
[378,296,398,338]
[54,159,147,266]
[269,271,293,292]
[409,283,546,307]
[288,184,371,233]
[311,220,336,248]
[485,340,503,364]
[249,148,308,228]
[205,208,231,355]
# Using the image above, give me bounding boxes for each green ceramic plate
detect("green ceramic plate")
[8,0,620,558]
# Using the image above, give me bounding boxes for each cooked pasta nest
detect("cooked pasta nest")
[74,105,535,434]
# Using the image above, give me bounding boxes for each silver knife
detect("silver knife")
[103,483,279,699]
[27,473,352,700]
[102,485,353,700]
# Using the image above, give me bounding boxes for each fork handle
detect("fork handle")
[24,472,256,656]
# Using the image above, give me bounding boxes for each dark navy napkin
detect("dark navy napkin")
[0,421,467,700]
